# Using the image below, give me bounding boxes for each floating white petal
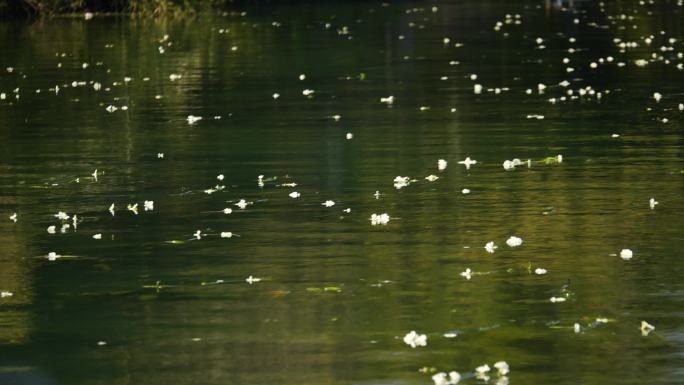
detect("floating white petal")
[506,236,523,247]
[370,213,390,225]
[458,157,477,169]
[246,275,262,284]
[402,330,427,348]
[493,361,509,376]
[640,320,655,336]
[649,198,658,209]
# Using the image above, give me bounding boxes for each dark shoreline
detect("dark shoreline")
[0,0,228,17]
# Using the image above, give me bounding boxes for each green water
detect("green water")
[2,1,684,384]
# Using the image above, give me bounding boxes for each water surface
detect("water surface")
[2,1,684,384]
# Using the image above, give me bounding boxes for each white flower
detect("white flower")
[557,154,563,163]
[289,191,301,198]
[432,373,448,385]
[503,160,515,171]
[402,330,427,348]
[432,372,461,385]
[187,115,202,124]
[485,241,497,253]
[653,92,662,102]
[9,213,17,223]
[493,361,509,376]
[144,200,154,211]
[272,93,280,99]
[194,230,202,240]
[235,199,249,209]
[55,211,70,221]
[380,95,394,104]
[299,74,306,80]
[223,208,233,214]
[506,236,523,247]
[550,297,566,303]
[425,175,439,181]
[620,249,633,260]
[93,234,102,240]
[217,174,224,181]
[534,268,548,275]
[169,74,182,81]
[370,213,390,225]
[127,203,138,215]
[640,320,655,336]
[91,169,98,181]
[322,200,335,207]
[346,132,353,139]
[220,232,233,238]
[475,364,491,378]
[574,323,581,333]
[1,291,13,298]
[448,371,461,384]
[105,105,118,113]
[47,226,56,234]
[157,153,164,158]
[457,157,477,169]
[109,203,115,216]
[393,176,410,189]
[474,84,483,94]
[649,198,658,209]
[47,252,61,261]
[460,268,473,280]
[302,89,314,96]
[246,275,261,284]
[461,188,470,194]
[437,159,448,170]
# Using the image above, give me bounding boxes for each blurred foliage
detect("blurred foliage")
[0,0,225,16]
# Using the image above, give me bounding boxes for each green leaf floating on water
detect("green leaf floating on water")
[540,156,561,164]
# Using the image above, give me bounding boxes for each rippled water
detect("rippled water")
[2,1,684,384]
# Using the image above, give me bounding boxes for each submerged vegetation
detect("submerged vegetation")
[0,0,224,16]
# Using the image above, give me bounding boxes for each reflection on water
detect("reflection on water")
[1,1,684,385]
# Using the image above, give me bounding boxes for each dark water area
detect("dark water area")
[1,1,684,384]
